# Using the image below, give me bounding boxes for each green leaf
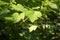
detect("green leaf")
[10,0,16,3]
[0,8,10,19]
[44,0,52,6]
[0,1,8,5]
[29,25,37,32]
[34,11,42,18]
[11,4,24,12]
[49,3,57,9]
[19,13,25,19]
[32,6,40,9]
[44,0,57,9]
[4,12,25,23]
[59,13,60,15]
[12,12,21,23]
[30,15,38,22]
[26,10,38,22]
[4,17,13,22]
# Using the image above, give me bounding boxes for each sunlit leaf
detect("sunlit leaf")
[49,3,57,9]
[59,13,60,15]
[29,25,37,32]
[34,11,42,18]
[26,10,38,22]
[4,17,13,22]
[10,0,16,3]
[44,0,52,6]
[0,1,8,5]
[44,0,57,9]
[32,6,40,9]
[11,4,24,11]
[30,15,38,22]
[19,13,25,19]
[19,33,24,36]
[12,12,21,23]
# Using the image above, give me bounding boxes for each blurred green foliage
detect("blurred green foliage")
[0,0,60,40]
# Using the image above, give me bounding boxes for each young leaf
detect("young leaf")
[49,3,57,9]
[26,10,38,22]
[12,12,21,23]
[29,25,37,32]
[30,15,38,22]
[0,1,8,5]
[4,17,13,22]
[32,6,40,9]
[11,4,24,12]
[44,0,57,9]
[10,0,16,3]
[34,11,42,18]
[19,13,25,19]
[59,13,60,15]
